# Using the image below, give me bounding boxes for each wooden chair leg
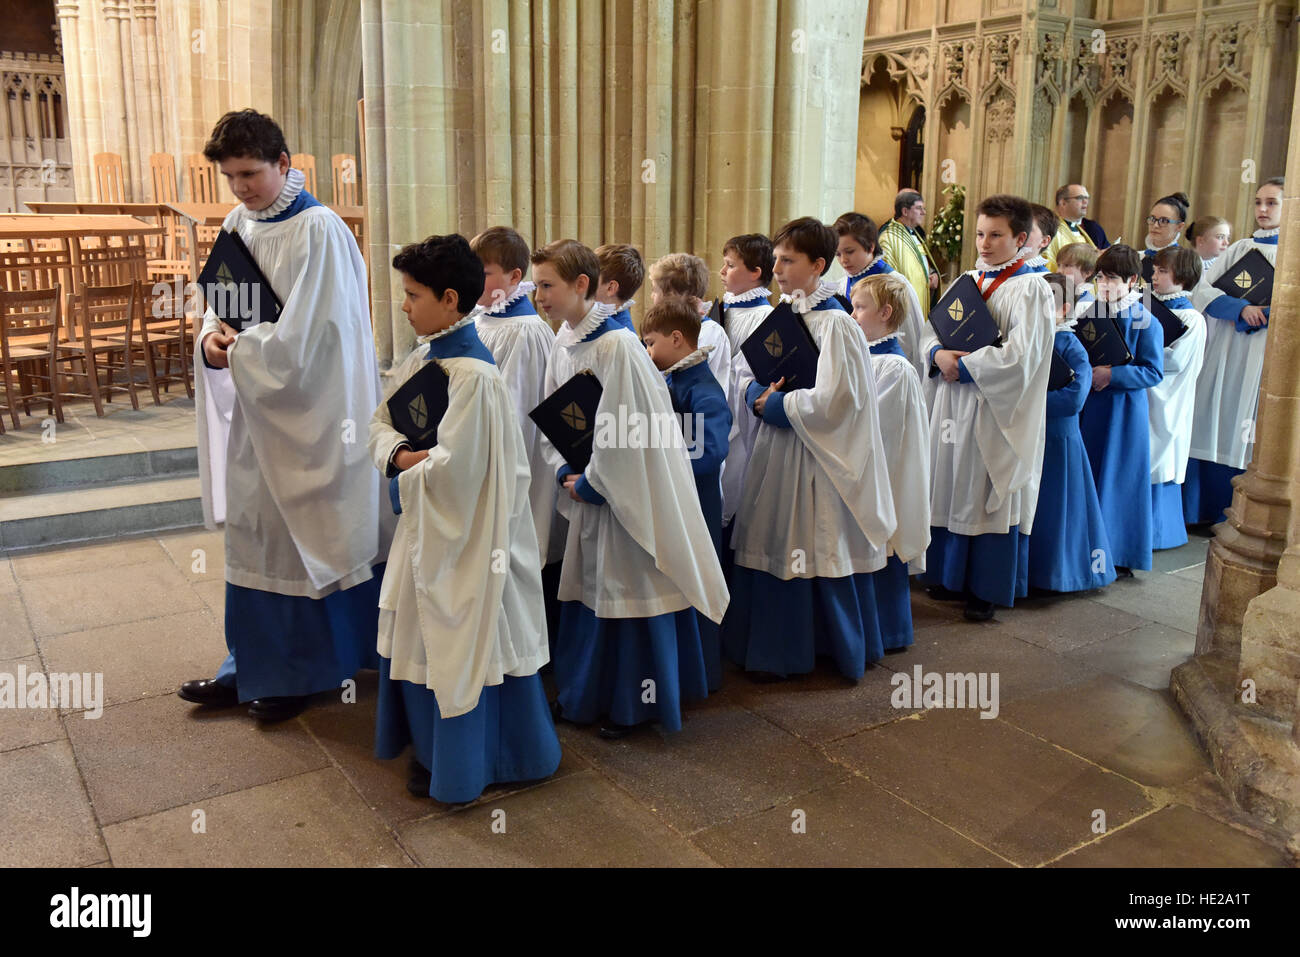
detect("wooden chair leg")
[83,351,106,417]
[122,346,139,411]
[141,340,162,406]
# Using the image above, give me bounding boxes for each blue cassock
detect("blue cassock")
[609,305,637,333]
[1077,298,1164,570]
[553,315,710,731]
[1026,330,1116,591]
[212,187,386,702]
[845,257,896,297]
[665,358,731,691]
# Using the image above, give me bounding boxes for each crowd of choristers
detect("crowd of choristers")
[181,111,1283,805]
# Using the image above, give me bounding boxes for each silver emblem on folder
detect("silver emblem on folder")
[561,401,587,431]
[764,331,783,357]
[408,394,428,430]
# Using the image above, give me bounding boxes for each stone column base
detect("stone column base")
[1171,651,1300,838]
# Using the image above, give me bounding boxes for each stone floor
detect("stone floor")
[0,526,1293,867]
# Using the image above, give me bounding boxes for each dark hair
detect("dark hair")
[595,243,645,301]
[1054,183,1086,206]
[392,234,485,315]
[833,212,880,257]
[974,194,1033,240]
[894,190,924,218]
[470,226,531,276]
[1094,243,1143,281]
[1186,215,1229,244]
[1263,176,1285,189]
[1152,192,1190,223]
[1153,245,1202,289]
[723,233,774,285]
[203,109,290,164]
[531,239,600,299]
[642,296,701,345]
[772,216,837,276]
[1030,203,1059,243]
[1043,272,1075,315]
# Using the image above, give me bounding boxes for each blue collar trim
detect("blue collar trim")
[262,189,323,223]
[426,321,495,364]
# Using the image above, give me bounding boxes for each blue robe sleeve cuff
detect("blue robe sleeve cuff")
[745,380,765,412]
[927,343,942,378]
[761,389,793,429]
[574,474,606,505]
[956,358,973,383]
[1235,306,1269,334]
[556,463,573,485]
[200,333,222,370]
[388,474,403,515]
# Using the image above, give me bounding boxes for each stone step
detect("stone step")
[0,474,204,552]
[0,444,198,495]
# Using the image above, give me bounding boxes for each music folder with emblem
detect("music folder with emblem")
[1047,349,1075,391]
[529,369,604,472]
[1072,300,1134,367]
[197,228,283,329]
[925,275,1002,375]
[385,359,451,473]
[1211,248,1273,308]
[1146,295,1188,346]
[739,302,819,392]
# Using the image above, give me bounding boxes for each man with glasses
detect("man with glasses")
[1045,184,1111,271]
[880,190,942,313]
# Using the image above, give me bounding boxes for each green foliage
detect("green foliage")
[929,183,966,266]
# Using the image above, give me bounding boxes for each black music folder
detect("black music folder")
[707,298,724,329]
[198,229,282,329]
[1047,349,1076,391]
[1140,254,1155,285]
[1147,296,1188,346]
[1073,300,1134,367]
[1211,248,1273,307]
[529,370,604,472]
[385,360,450,474]
[739,302,820,392]
[927,275,1003,366]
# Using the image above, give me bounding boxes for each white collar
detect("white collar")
[849,255,883,280]
[662,345,714,375]
[481,281,536,316]
[1253,227,1280,239]
[1025,254,1048,268]
[567,300,616,341]
[1202,256,1217,266]
[1154,290,1188,301]
[427,311,477,341]
[614,298,635,314]
[1055,316,1078,331]
[1065,218,1084,228]
[779,279,839,313]
[1111,289,1143,311]
[1144,234,1178,252]
[974,244,1035,272]
[866,330,902,347]
[722,286,771,306]
[245,167,305,221]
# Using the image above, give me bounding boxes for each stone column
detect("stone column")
[1172,53,1300,833]
[54,1,92,199]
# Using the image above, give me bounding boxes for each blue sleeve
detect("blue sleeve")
[574,474,607,505]
[1205,293,1247,324]
[200,333,222,370]
[685,389,732,476]
[761,389,793,429]
[927,343,941,376]
[388,474,403,515]
[1108,318,1164,392]
[956,358,973,383]
[745,380,765,412]
[556,463,574,485]
[1045,336,1091,418]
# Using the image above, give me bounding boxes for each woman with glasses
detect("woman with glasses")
[1141,193,1190,283]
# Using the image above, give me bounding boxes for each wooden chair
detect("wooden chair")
[130,279,193,403]
[0,286,64,432]
[77,241,146,289]
[0,247,72,294]
[57,283,140,416]
[183,154,219,203]
[291,153,317,194]
[331,154,359,206]
[150,153,178,203]
[93,152,126,203]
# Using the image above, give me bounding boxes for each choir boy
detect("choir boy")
[1026,204,1057,272]
[833,211,925,377]
[920,194,1054,621]
[369,234,560,802]
[642,296,733,690]
[849,273,930,650]
[1077,245,1164,576]
[1187,216,1231,272]
[647,252,734,398]
[594,243,645,334]
[722,217,897,678]
[1054,243,1099,309]
[1148,246,1207,549]
[1025,273,1115,593]
[1185,178,1283,524]
[536,240,728,739]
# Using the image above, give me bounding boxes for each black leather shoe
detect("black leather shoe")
[963,598,997,622]
[407,757,432,798]
[247,695,307,722]
[177,678,239,707]
[926,585,967,602]
[1115,565,1135,579]
[598,721,635,740]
